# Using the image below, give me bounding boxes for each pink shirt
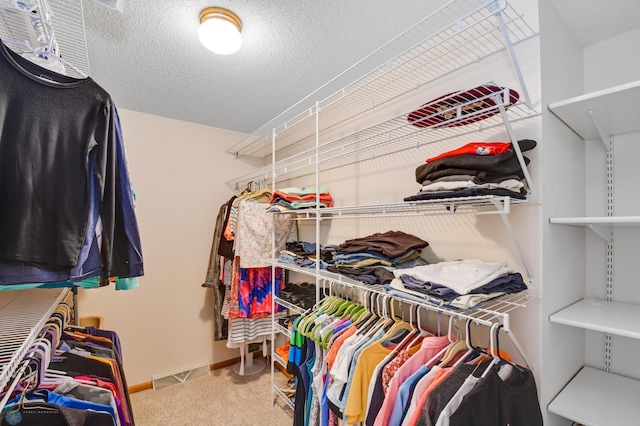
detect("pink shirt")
[374,335,453,426]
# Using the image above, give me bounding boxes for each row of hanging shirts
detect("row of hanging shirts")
[284,285,543,426]
[0,302,135,425]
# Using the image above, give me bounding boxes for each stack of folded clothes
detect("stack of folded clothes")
[404,139,537,202]
[278,282,317,310]
[268,186,334,210]
[326,230,430,285]
[277,240,336,269]
[386,259,527,310]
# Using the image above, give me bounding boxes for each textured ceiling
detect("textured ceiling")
[79,0,640,135]
[82,0,451,135]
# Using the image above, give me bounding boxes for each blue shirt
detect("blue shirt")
[389,365,430,426]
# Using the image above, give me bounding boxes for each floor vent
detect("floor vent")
[152,362,210,390]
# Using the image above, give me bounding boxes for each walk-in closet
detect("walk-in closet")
[0,0,638,425]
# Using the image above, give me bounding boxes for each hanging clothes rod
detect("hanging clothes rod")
[313,278,534,372]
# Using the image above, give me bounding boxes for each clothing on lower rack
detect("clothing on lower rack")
[1,309,134,426]
[283,292,542,426]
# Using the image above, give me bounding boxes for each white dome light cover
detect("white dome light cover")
[198,7,242,55]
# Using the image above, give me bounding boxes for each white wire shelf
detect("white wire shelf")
[270,196,526,221]
[273,351,288,369]
[225,87,538,191]
[273,384,295,411]
[228,0,537,158]
[268,260,533,330]
[0,0,90,78]
[274,321,291,337]
[274,296,306,315]
[0,288,69,390]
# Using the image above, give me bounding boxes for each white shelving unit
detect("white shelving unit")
[273,195,525,220]
[226,86,537,192]
[270,260,534,331]
[228,0,540,413]
[549,216,640,226]
[548,80,640,146]
[549,216,640,243]
[227,0,537,160]
[548,367,640,425]
[548,79,640,424]
[0,288,69,391]
[550,299,640,340]
[273,296,307,316]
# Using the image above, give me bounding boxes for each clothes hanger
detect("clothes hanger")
[451,319,487,369]
[435,316,466,367]
[362,293,388,337]
[297,282,336,333]
[481,323,504,379]
[2,25,88,80]
[403,305,432,350]
[319,298,357,347]
[491,324,526,376]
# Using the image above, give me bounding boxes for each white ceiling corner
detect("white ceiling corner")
[551,0,640,47]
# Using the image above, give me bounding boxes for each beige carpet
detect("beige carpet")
[130,365,293,426]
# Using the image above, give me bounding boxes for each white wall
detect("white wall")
[77,109,255,386]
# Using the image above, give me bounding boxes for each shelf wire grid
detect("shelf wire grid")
[228,0,536,158]
[226,86,537,191]
[267,260,533,330]
[269,196,524,222]
[0,0,90,78]
[274,296,306,315]
[0,288,69,390]
[273,384,295,410]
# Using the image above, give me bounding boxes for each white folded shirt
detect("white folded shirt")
[393,259,512,295]
[420,179,524,193]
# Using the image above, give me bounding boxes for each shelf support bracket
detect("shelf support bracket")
[491,198,534,282]
[491,0,534,111]
[497,103,535,197]
[588,109,611,151]
[587,224,611,243]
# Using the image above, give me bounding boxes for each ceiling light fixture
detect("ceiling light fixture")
[198,7,242,55]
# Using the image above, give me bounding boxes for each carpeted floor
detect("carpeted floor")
[130,364,293,426]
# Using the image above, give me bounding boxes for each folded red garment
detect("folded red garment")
[426,142,512,163]
[269,191,333,204]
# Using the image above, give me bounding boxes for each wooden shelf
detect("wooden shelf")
[549,367,640,425]
[548,80,640,141]
[550,298,640,339]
